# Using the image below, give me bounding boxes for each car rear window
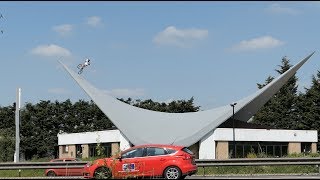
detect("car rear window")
[182,147,194,155]
[166,148,177,154]
[147,147,167,156]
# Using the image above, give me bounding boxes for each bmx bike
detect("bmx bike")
[77,64,85,74]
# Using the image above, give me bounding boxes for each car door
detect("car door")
[52,159,64,176]
[63,159,74,176]
[64,159,82,176]
[142,147,169,177]
[113,147,145,178]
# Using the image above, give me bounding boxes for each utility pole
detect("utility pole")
[230,102,237,158]
[14,88,21,163]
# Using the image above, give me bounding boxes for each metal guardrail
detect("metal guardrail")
[195,157,320,176]
[1,157,320,170]
[196,157,320,162]
[0,161,89,170]
[2,157,320,168]
[195,157,320,166]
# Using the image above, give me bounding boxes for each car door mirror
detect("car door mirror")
[116,156,122,161]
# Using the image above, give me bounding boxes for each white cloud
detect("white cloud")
[265,3,300,15]
[103,88,145,98]
[86,16,103,27]
[31,44,72,57]
[53,24,73,36]
[153,26,208,47]
[48,88,70,95]
[230,36,285,52]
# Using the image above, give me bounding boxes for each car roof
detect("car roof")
[129,144,184,150]
[50,157,79,161]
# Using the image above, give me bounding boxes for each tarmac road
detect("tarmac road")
[187,174,320,179]
[1,174,320,179]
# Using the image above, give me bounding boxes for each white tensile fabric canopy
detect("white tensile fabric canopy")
[59,52,315,147]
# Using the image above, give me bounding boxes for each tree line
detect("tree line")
[1,56,320,162]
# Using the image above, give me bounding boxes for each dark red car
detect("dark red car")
[83,144,197,179]
[45,158,84,176]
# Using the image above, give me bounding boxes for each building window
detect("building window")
[229,141,288,158]
[89,144,97,157]
[89,143,112,157]
[301,142,312,154]
[62,145,68,153]
[76,144,82,158]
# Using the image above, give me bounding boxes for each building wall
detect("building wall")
[59,145,75,158]
[59,143,120,159]
[58,130,123,145]
[198,128,317,159]
[199,130,215,159]
[59,146,67,158]
[215,141,229,159]
[214,128,318,142]
[288,142,301,154]
[58,129,131,159]
[119,131,131,151]
[188,142,199,159]
[111,142,120,156]
[312,143,317,153]
[58,128,317,159]
[82,144,89,158]
[68,145,76,158]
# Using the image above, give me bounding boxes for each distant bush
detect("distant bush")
[285,152,320,158]
[246,152,257,158]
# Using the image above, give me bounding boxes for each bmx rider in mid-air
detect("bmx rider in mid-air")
[77,58,91,74]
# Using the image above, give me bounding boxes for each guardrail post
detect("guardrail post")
[203,166,205,176]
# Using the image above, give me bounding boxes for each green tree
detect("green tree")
[0,103,15,129]
[119,97,200,113]
[297,71,320,141]
[20,100,58,159]
[252,56,299,129]
[19,99,114,160]
[0,103,16,162]
[0,128,15,162]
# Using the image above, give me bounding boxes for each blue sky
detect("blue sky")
[0,1,320,110]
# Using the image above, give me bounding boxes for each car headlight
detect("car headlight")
[85,162,92,168]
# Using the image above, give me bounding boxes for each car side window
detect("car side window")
[64,159,73,162]
[147,147,166,156]
[166,148,177,154]
[122,148,144,158]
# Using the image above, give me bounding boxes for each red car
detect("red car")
[83,144,197,179]
[45,158,84,176]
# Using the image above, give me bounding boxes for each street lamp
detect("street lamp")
[230,102,237,158]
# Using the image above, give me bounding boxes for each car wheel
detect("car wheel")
[163,166,182,179]
[46,171,57,176]
[94,166,112,179]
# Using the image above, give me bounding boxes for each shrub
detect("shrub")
[246,152,257,158]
